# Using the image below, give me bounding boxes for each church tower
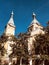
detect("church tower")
[5,11,15,36]
[28,13,45,65]
[28,12,44,54]
[4,11,16,61]
[28,12,44,35]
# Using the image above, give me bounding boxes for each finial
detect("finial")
[11,11,14,18]
[32,12,36,19]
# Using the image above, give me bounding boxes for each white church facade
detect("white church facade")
[0,11,48,65]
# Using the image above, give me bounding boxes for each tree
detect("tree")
[9,33,28,65]
[34,22,49,65]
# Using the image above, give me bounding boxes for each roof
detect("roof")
[8,11,15,28]
[29,12,40,27]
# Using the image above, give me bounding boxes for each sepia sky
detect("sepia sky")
[0,0,49,35]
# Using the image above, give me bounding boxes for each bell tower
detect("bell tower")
[5,11,15,36]
[27,13,45,65]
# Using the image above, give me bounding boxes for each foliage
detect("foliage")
[0,22,49,65]
[9,33,28,58]
[33,22,49,65]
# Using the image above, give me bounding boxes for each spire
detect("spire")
[8,11,15,27]
[11,11,14,18]
[31,12,40,25]
[32,12,36,19]
[28,12,40,28]
[5,11,15,36]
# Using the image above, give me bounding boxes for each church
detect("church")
[0,11,49,65]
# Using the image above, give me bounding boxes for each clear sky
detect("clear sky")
[0,0,49,35]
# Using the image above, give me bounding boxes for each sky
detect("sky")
[0,0,49,35]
